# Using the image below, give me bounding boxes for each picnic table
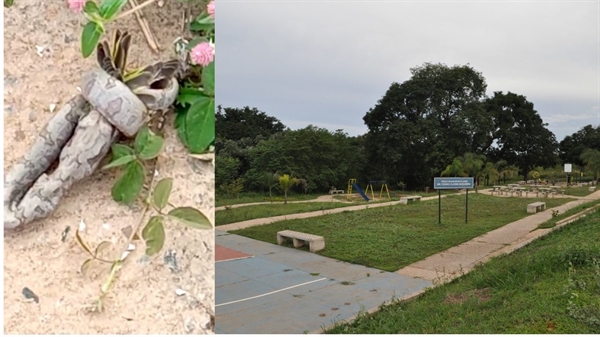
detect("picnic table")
[491,185,504,195]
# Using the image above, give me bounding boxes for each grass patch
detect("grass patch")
[231,194,574,271]
[216,192,322,207]
[563,185,596,197]
[326,208,600,334]
[537,199,600,229]
[216,202,355,226]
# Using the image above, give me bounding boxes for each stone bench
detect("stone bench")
[277,230,325,252]
[399,195,422,204]
[329,190,345,195]
[527,202,546,214]
[589,186,596,192]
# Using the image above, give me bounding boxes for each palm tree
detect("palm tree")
[581,149,600,183]
[263,171,280,202]
[441,158,467,177]
[278,174,299,204]
[479,162,499,187]
[441,153,485,192]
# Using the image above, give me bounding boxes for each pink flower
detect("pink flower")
[68,0,85,13]
[207,1,215,19]
[190,42,214,66]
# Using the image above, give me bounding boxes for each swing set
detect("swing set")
[365,180,390,199]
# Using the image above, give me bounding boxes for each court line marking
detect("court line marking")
[216,277,328,307]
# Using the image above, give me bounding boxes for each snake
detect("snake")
[4,30,180,229]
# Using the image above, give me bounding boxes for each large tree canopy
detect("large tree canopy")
[485,91,559,179]
[559,125,600,167]
[362,62,491,189]
[216,105,286,142]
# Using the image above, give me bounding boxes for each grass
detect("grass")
[216,192,322,207]
[537,198,600,229]
[326,208,600,334]
[231,193,575,271]
[216,202,355,226]
[563,185,596,197]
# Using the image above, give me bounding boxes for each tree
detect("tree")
[440,153,485,192]
[559,125,600,167]
[263,171,280,202]
[485,91,559,180]
[278,174,299,204]
[216,106,286,142]
[362,62,491,189]
[215,155,240,191]
[581,149,600,182]
[480,161,499,186]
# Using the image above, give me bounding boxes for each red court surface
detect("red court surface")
[216,245,253,262]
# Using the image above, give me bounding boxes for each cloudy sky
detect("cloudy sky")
[217,0,599,142]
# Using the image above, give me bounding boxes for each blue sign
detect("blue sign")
[434,177,474,189]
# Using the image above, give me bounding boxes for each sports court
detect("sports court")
[215,230,432,334]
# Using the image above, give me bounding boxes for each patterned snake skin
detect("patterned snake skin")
[4,65,179,229]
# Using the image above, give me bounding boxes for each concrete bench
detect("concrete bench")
[589,186,596,192]
[399,196,422,204]
[527,202,546,214]
[277,230,325,252]
[328,189,345,195]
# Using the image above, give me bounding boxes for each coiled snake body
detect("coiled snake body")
[4,33,180,229]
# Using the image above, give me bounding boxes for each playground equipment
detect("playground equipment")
[364,180,391,200]
[347,179,370,201]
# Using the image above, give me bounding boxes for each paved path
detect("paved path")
[217,193,451,231]
[397,189,600,284]
[215,188,600,333]
[215,194,352,211]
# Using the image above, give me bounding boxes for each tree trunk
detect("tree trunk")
[284,189,288,204]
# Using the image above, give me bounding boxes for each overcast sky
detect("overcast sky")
[217,0,599,142]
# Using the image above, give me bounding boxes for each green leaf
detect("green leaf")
[168,207,212,229]
[4,0,14,7]
[175,105,190,148]
[177,87,205,106]
[110,143,135,160]
[111,161,145,204]
[102,154,136,170]
[152,178,173,211]
[202,60,215,96]
[84,1,101,15]
[134,126,150,153]
[189,12,214,32]
[186,96,215,153]
[99,0,127,20]
[142,216,165,256]
[81,21,104,58]
[138,134,164,160]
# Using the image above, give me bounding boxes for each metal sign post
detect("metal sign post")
[433,177,475,224]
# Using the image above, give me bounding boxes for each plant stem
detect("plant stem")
[113,0,158,21]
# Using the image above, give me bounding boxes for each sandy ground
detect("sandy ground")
[4,1,214,334]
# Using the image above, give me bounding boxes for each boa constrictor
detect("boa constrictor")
[4,67,179,229]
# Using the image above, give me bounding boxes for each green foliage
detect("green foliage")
[278,174,299,204]
[581,148,600,181]
[221,178,245,199]
[4,0,14,7]
[142,216,165,256]
[168,207,212,229]
[560,125,600,166]
[362,62,490,189]
[104,126,164,204]
[79,0,128,58]
[174,7,215,154]
[486,91,559,179]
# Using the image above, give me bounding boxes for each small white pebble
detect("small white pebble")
[127,243,135,251]
[120,250,131,261]
[154,170,159,177]
[175,289,187,296]
[102,223,110,230]
[158,0,164,6]
[36,45,45,57]
[49,103,56,113]
[78,219,86,232]
[76,86,81,92]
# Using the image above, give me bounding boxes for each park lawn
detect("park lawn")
[537,198,600,229]
[216,202,354,226]
[326,208,600,334]
[564,185,596,197]
[231,194,574,271]
[216,192,322,207]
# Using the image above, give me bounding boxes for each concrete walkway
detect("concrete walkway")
[216,189,600,333]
